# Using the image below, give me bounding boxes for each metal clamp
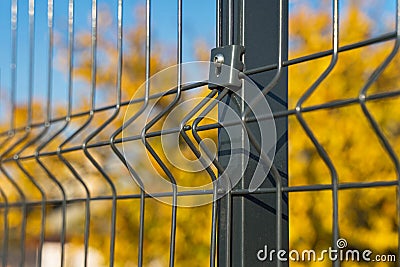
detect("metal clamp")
[208,45,245,90]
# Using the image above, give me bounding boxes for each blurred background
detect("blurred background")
[0,0,399,266]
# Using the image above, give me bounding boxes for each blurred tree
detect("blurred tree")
[0,2,399,267]
[289,2,399,266]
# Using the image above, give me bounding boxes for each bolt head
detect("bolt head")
[214,54,224,66]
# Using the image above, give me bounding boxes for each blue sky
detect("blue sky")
[0,0,397,124]
[0,0,216,122]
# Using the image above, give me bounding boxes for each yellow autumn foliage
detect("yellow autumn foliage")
[0,2,399,267]
[289,3,399,267]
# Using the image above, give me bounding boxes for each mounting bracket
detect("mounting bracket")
[208,45,245,90]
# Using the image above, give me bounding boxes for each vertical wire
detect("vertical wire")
[241,1,285,264]
[26,2,46,266]
[214,1,225,265]
[191,88,232,266]
[116,0,123,109]
[215,0,232,264]
[26,1,49,265]
[9,0,30,262]
[55,1,118,266]
[67,0,74,118]
[26,0,70,265]
[0,188,7,267]
[231,91,284,267]
[9,0,17,135]
[192,88,230,173]
[138,0,150,264]
[176,88,219,267]
[216,0,221,47]
[357,0,400,259]
[19,2,72,267]
[27,0,34,128]
[226,0,235,264]
[331,1,340,258]
[10,4,68,267]
[139,0,183,263]
[54,1,93,266]
[0,55,7,263]
[212,1,222,266]
[0,169,25,267]
[46,0,54,126]
[90,0,97,112]
[169,1,183,265]
[115,1,124,264]
[109,1,149,265]
[242,0,283,117]
[47,2,69,265]
[240,1,245,266]
[144,0,151,111]
[0,2,27,266]
[0,56,10,265]
[11,1,29,265]
[275,3,283,260]
[80,0,127,265]
[240,0,244,47]
[26,3,109,267]
[294,1,340,265]
[45,0,68,263]
[228,0,233,45]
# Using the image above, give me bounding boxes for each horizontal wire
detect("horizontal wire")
[0,81,208,137]
[0,2,397,267]
[0,31,396,138]
[0,179,396,208]
[241,31,397,77]
[0,24,398,218]
[232,180,398,195]
[2,87,399,163]
[197,88,400,131]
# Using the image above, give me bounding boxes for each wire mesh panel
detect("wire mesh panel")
[0,1,217,266]
[0,0,399,266]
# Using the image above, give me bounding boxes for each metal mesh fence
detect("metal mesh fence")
[0,0,399,266]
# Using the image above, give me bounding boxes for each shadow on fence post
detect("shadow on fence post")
[217,0,289,266]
